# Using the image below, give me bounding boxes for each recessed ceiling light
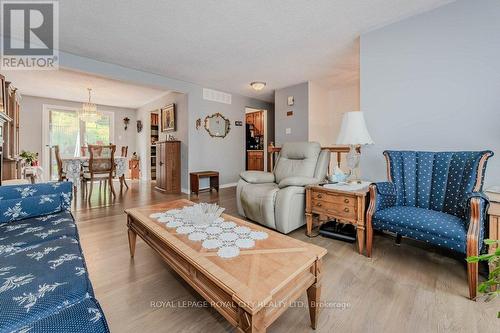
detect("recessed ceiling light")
[250,81,266,91]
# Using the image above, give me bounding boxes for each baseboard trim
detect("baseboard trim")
[220,182,238,189]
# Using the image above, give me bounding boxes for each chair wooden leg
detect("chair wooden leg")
[366,218,373,258]
[89,180,93,201]
[109,177,116,198]
[122,175,129,189]
[467,261,478,300]
[366,185,376,258]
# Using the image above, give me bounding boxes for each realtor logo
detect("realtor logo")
[1,0,59,70]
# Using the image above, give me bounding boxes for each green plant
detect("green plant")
[19,150,38,165]
[466,239,500,317]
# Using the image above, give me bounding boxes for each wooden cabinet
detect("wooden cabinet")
[253,112,263,135]
[245,113,254,125]
[247,151,264,171]
[1,80,20,181]
[155,141,181,193]
[245,111,264,136]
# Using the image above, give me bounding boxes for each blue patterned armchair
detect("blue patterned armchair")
[366,150,493,299]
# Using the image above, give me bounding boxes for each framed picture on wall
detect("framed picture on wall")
[160,103,176,132]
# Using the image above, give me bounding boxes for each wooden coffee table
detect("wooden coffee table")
[125,199,327,332]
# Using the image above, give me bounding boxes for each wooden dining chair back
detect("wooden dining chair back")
[54,145,66,181]
[80,146,87,157]
[121,146,128,157]
[84,145,117,199]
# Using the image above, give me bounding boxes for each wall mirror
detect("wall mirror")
[204,112,231,138]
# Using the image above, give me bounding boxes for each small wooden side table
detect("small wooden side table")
[190,171,219,195]
[306,185,369,254]
[488,201,500,254]
[129,159,140,180]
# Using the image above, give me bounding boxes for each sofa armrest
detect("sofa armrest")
[465,193,489,255]
[240,171,275,184]
[278,176,320,189]
[370,182,397,212]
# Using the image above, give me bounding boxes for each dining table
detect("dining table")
[61,156,128,190]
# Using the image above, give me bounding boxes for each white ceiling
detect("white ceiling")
[6,69,169,109]
[28,0,455,103]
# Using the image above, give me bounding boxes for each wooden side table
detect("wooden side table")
[488,201,500,254]
[306,185,369,254]
[129,159,140,180]
[190,171,219,195]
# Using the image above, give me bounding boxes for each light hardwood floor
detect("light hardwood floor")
[73,181,498,333]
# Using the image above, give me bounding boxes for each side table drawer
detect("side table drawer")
[311,199,356,220]
[312,192,356,207]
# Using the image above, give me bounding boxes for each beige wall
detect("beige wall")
[307,80,360,146]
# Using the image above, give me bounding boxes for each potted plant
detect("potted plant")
[20,150,38,166]
[466,239,500,317]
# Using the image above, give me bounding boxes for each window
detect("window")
[42,105,114,180]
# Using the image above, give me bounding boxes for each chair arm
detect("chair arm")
[465,193,489,256]
[240,171,275,184]
[278,176,321,189]
[369,182,397,213]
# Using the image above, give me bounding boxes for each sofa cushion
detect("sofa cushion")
[274,142,321,183]
[373,206,467,253]
[0,237,93,332]
[0,182,72,224]
[239,171,275,184]
[10,297,109,333]
[0,212,78,252]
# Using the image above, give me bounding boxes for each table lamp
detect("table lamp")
[336,111,374,183]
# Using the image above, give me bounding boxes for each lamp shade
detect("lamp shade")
[336,111,374,145]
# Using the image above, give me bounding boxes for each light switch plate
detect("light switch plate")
[285,128,291,135]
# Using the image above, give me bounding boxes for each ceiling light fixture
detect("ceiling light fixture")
[250,81,266,91]
[79,88,99,121]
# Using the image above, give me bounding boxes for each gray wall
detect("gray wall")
[136,92,189,190]
[360,0,500,187]
[54,49,273,189]
[188,93,272,186]
[20,95,137,163]
[275,82,308,144]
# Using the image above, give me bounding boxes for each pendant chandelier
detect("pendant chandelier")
[79,88,99,121]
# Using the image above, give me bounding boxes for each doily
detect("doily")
[150,203,268,258]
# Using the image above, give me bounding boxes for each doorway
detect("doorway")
[245,107,267,171]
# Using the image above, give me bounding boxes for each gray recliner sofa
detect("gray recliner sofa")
[237,142,330,234]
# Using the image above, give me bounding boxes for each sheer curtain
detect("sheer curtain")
[47,108,113,180]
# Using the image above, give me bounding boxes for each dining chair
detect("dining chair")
[54,145,67,181]
[121,146,128,157]
[83,144,116,200]
[80,146,87,157]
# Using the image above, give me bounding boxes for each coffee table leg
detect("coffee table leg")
[128,228,137,258]
[307,259,322,329]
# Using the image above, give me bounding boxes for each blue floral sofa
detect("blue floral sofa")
[366,150,493,299]
[0,182,110,332]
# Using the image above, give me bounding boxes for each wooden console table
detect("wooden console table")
[306,185,369,254]
[190,171,219,195]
